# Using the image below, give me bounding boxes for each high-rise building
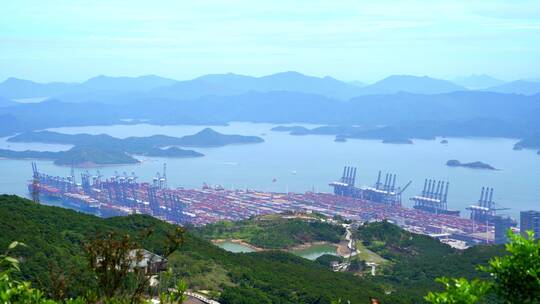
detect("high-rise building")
[493,216,516,244]
[520,210,540,239]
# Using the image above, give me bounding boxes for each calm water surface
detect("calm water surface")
[216,241,336,260]
[1,122,539,220]
[215,241,255,253]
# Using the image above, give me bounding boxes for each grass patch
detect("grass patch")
[355,241,389,264]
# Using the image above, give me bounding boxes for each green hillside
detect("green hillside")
[194,214,345,249]
[0,195,401,303]
[357,221,506,300]
[0,196,506,303]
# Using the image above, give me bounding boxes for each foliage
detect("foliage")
[484,230,540,303]
[357,221,505,300]
[1,241,57,304]
[0,272,57,304]
[425,230,540,303]
[424,278,490,304]
[85,233,144,300]
[0,226,187,304]
[159,279,187,304]
[348,259,366,272]
[315,254,344,268]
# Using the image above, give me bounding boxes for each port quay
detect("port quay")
[29,163,502,248]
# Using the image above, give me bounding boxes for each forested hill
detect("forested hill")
[193,214,345,249]
[0,195,397,303]
[0,195,505,303]
[357,221,506,300]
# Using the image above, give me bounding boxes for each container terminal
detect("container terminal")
[28,163,514,247]
[410,179,460,216]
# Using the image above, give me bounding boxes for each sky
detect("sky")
[1,0,540,83]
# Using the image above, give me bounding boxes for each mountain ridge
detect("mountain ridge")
[453,74,505,89]
[0,72,477,101]
[485,79,540,95]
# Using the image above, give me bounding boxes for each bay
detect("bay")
[1,122,539,220]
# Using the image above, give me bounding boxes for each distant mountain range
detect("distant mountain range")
[0,90,538,141]
[359,75,466,95]
[453,74,505,89]
[151,71,368,100]
[0,72,539,148]
[2,72,540,103]
[80,74,177,92]
[0,96,16,107]
[484,80,540,95]
[0,78,76,99]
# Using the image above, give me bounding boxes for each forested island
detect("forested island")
[271,117,540,148]
[0,128,263,166]
[271,124,415,144]
[446,160,498,170]
[514,133,540,155]
[382,138,413,144]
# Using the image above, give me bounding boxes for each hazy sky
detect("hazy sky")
[1,0,540,83]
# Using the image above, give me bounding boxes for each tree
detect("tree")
[0,241,57,304]
[84,227,185,303]
[424,278,490,304]
[1,230,187,304]
[425,230,540,303]
[158,279,188,304]
[85,233,139,300]
[348,259,366,272]
[485,230,540,303]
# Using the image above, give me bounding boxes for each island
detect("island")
[446,160,498,170]
[382,138,413,144]
[513,134,540,155]
[334,135,347,142]
[271,125,420,144]
[270,125,310,135]
[0,146,141,167]
[1,128,263,166]
[271,125,363,136]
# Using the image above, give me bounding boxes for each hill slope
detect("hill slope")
[356,221,506,300]
[0,195,404,303]
[194,214,345,249]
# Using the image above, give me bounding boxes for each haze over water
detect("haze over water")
[0,122,539,220]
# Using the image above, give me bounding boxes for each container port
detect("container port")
[411,179,460,216]
[29,163,500,247]
[330,168,411,206]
